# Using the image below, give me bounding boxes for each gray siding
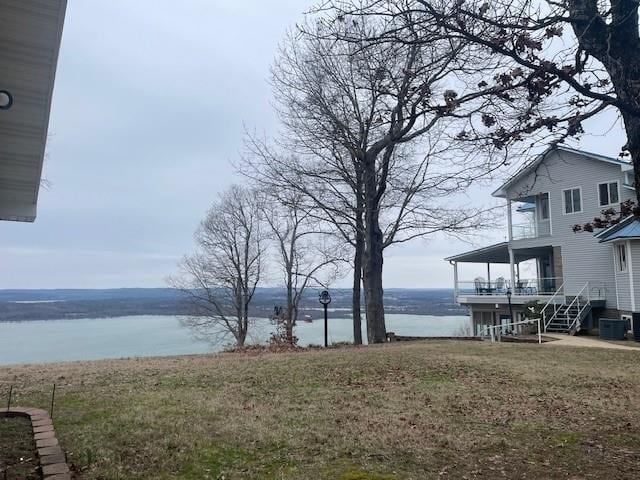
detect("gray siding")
[506,149,634,306]
[614,242,631,311]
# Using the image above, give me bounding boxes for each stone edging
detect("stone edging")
[1,406,70,479]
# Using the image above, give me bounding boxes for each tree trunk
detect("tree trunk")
[352,228,364,345]
[286,275,295,344]
[569,0,640,201]
[362,228,386,343]
[362,158,387,344]
[600,60,640,204]
[624,115,640,205]
[237,315,247,347]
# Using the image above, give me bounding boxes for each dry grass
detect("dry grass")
[2,341,640,479]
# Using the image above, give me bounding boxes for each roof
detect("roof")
[0,0,67,222]
[597,216,640,243]
[445,242,511,263]
[492,145,632,199]
[445,242,554,263]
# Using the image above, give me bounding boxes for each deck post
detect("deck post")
[452,261,459,300]
[509,248,516,293]
[507,199,513,241]
[486,263,491,285]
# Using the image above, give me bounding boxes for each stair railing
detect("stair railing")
[566,282,591,334]
[542,281,565,332]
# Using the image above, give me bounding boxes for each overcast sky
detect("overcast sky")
[0,1,627,289]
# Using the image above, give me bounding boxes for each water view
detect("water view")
[0,314,469,365]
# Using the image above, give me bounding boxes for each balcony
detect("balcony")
[511,220,551,240]
[510,193,551,241]
[456,277,562,299]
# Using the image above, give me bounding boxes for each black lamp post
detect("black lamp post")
[506,288,514,325]
[319,290,331,348]
[0,90,13,110]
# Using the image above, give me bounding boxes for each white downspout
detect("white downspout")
[628,241,636,313]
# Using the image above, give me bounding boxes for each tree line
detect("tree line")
[172,0,640,347]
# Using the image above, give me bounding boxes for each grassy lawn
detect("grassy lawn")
[2,341,640,479]
[0,416,39,479]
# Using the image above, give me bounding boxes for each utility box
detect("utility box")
[599,319,627,341]
[634,314,640,343]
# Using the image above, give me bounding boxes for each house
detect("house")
[0,0,67,222]
[445,145,639,336]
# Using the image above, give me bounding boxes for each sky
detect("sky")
[0,1,628,289]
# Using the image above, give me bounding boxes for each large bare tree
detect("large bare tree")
[170,185,266,347]
[253,13,504,342]
[323,0,640,203]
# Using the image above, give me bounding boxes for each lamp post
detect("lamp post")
[319,290,331,348]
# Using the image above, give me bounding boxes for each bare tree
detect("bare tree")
[267,13,503,342]
[242,140,367,344]
[170,185,266,347]
[262,189,343,344]
[322,0,640,203]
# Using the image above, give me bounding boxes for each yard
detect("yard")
[1,341,640,479]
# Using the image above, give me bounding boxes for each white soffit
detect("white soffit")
[0,0,67,222]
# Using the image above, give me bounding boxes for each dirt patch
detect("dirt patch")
[0,416,39,479]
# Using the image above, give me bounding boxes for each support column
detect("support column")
[486,263,491,285]
[452,261,459,300]
[509,248,516,293]
[507,199,513,241]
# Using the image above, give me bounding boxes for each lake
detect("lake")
[0,314,470,365]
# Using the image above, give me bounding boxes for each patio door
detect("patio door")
[499,314,511,334]
[539,254,554,293]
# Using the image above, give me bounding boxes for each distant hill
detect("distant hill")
[0,288,466,321]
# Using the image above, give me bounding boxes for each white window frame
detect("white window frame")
[598,180,620,207]
[616,242,628,273]
[562,187,583,215]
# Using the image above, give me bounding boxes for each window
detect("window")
[598,181,619,206]
[563,188,582,214]
[538,193,550,220]
[616,243,628,272]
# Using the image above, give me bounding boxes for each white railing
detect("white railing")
[542,281,566,331]
[511,220,551,240]
[457,277,562,296]
[512,223,536,240]
[566,282,591,334]
[480,317,543,344]
[542,281,592,333]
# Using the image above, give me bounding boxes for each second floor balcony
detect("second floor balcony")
[510,193,551,241]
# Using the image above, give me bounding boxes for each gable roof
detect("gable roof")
[492,145,631,199]
[596,216,640,243]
